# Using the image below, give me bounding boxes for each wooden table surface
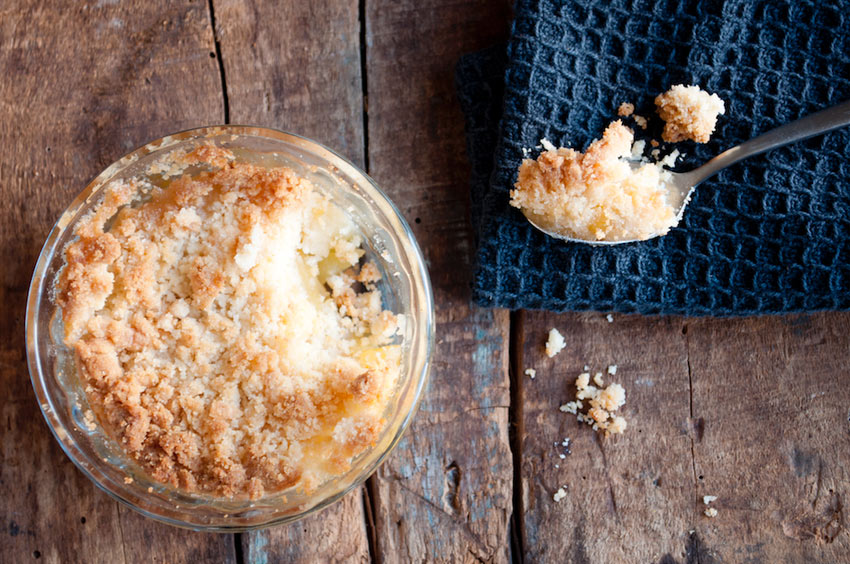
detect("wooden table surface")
[2,1,849,562]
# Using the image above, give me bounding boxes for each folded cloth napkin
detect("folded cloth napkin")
[457,0,850,315]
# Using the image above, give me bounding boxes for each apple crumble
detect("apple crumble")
[655,84,725,143]
[56,144,402,499]
[511,120,677,242]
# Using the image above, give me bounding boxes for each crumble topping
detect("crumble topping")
[513,85,725,242]
[617,102,634,117]
[655,84,725,143]
[545,328,566,358]
[553,486,568,502]
[56,145,401,499]
[511,120,677,242]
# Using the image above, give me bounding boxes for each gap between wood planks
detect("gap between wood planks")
[202,0,378,561]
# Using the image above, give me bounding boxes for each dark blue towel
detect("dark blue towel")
[457,0,850,315]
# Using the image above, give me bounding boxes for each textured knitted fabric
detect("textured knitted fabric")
[456,0,850,315]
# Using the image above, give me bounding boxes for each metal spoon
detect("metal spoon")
[528,99,850,245]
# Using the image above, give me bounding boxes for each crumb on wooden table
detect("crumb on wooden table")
[704,507,718,518]
[525,368,537,379]
[545,328,566,358]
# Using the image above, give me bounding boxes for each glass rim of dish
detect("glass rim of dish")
[25,124,435,531]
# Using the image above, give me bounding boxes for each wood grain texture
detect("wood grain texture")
[214,0,365,167]
[212,1,371,560]
[364,1,514,562]
[0,1,234,562]
[687,313,850,564]
[517,312,695,563]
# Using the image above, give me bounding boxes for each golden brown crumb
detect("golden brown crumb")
[560,368,628,436]
[633,115,648,129]
[57,145,401,499]
[553,486,567,502]
[655,84,725,143]
[510,121,677,242]
[617,102,634,117]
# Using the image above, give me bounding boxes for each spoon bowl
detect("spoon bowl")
[530,99,850,245]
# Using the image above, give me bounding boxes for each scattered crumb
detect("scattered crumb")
[124,477,133,485]
[540,138,557,152]
[583,364,590,371]
[525,368,537,379]
[617,102,634,117]
[631,140,646,159]
[633,115,648,129]
[704,507,718,518]
[147,487,153,493]
[57,145,401,499]
[607,364,618,375]
[655,84,725,143]
[650,139,660,148]
[606,314,614,323]
[703,495,717,505]
[561,369,628,435]
[553,486,568,502]
[545,328,566,358]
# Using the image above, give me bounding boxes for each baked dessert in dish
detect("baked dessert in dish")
[56,144,402,499]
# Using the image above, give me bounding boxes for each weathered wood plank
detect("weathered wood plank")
[364,1,514,562]
[517,312,695,563]
[687,313,850,563]
[213,0,366,167]
[212,1,371,560]
[0,1,234,562]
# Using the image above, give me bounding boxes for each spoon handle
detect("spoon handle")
[690,99,850,185]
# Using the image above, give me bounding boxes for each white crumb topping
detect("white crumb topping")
[560,368,628,435]
[553,486,568,502]
[540,138,557,152]
[703,495,717,505]
[545,328,566,358]
[525,368,537,379]
[607,364,618,375]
